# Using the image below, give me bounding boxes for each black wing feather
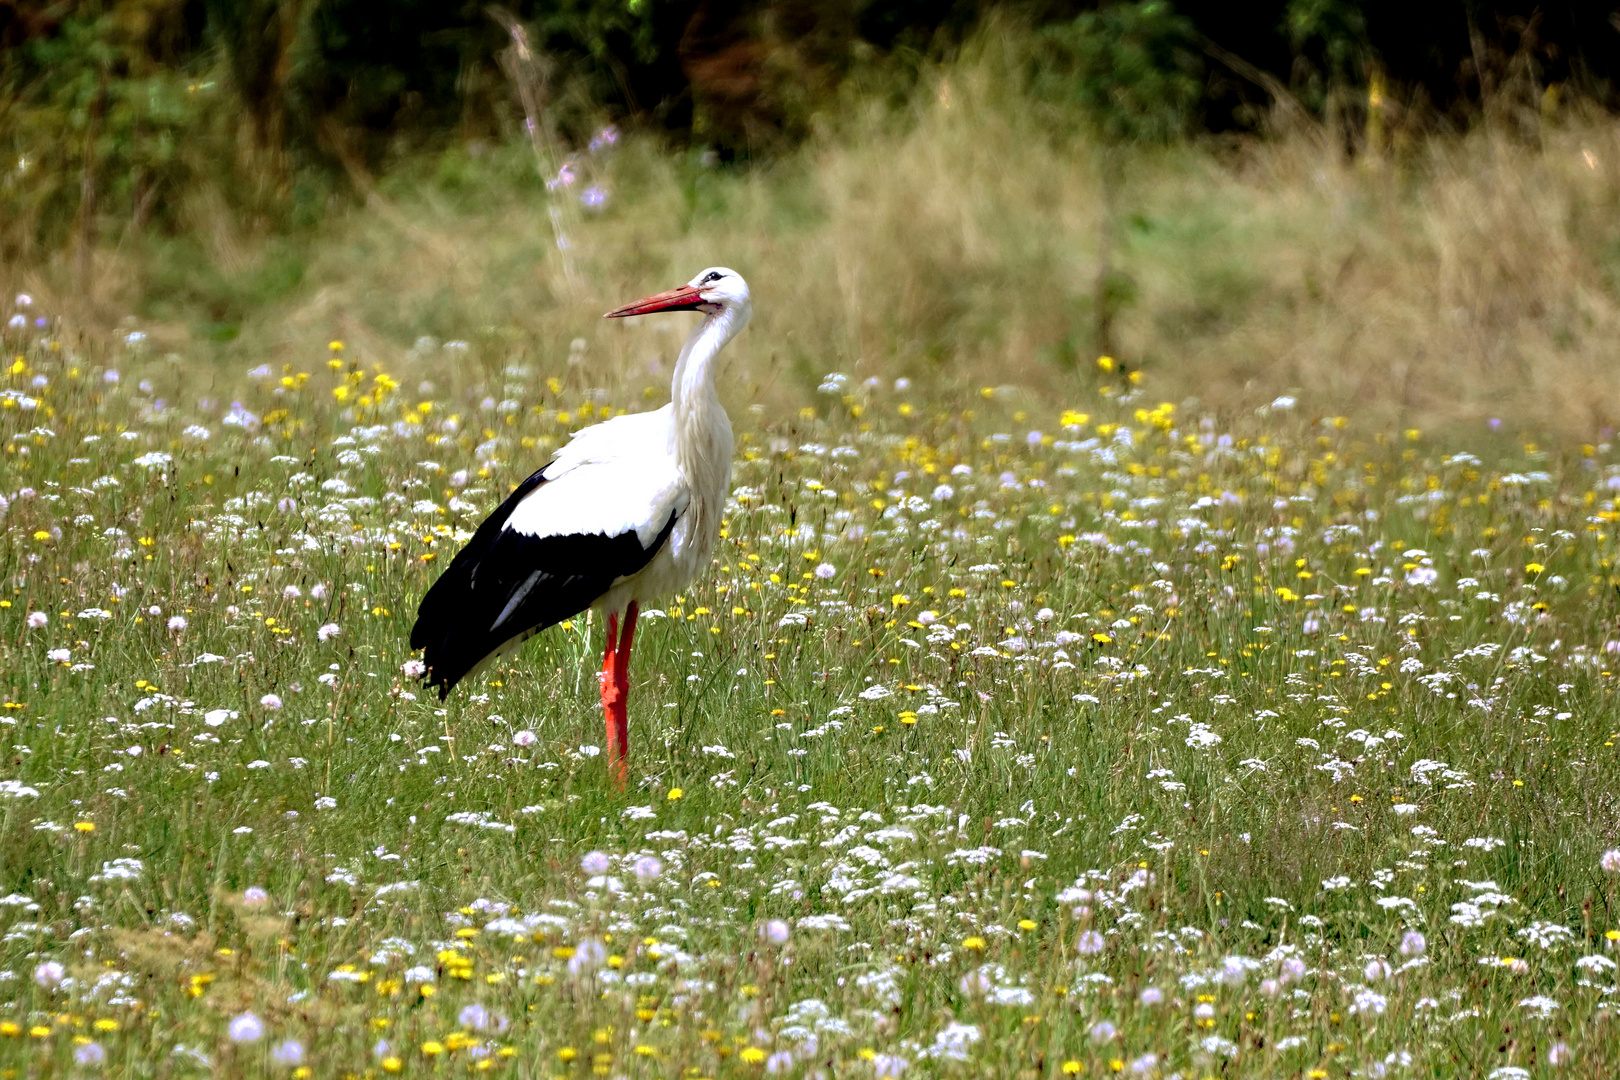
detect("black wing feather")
[410,465,676,699]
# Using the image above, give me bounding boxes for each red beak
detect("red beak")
[603,284,706,318]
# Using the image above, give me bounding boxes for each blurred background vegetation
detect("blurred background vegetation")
[6,0,1620,435]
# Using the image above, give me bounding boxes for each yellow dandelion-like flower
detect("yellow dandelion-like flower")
[381,1056,403,1073]
[1062,1062,1082,1075]
[962,937,986,951]
[74,821,94,833]
[739,1048,766,1065]
[1097,356,1115,372]
[667,787,683,800]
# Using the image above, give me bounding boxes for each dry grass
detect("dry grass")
[11,43,1620,438]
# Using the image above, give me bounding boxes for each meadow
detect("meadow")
[4,257,1620,1079]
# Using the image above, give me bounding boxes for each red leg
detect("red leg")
[605,602,638,787]
[600,611,627,786]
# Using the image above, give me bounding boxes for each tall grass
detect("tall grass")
[9,36,1620,437]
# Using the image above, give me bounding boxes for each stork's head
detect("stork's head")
[603,267,751,325]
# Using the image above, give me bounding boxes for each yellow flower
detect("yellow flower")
[1060,410,1089,427]
[1525,562,1545,574]
[74,821,94,833]
[558,1048,578,1062]
[667,787,683,800]
[329,340,344,352]
[962,936,986,951]
[32,530,49,542]
[1097,355,1115,372]
[1018,919,1037,931]
[381,1056,403,1073]
[421,1040,445,1055]
[899,711,918,726]
[93,1019,118,1032]
[1062,1063,1082,1075]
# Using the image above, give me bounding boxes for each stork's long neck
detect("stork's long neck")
[670,305,743,530]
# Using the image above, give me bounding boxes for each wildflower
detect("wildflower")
[228,1013,265,1043]
[26,611,47,629]
[1602,850,1620,873]
[74,1042,105,1066]
[244,887,269,907]
[402,659,426,678]
[311,583,328,599]
[582,851,610,874]
[871,1053,908,1077]
[260,693,282,710]
[633,855,663,880]
[1548,1042,1571,1066]
[814,563,836,579]
[314,796,336,811]
[168,615,187,631]
[765,919,790,944]
[33,960,63,988]
[1089,1021,1116,1040]
[1400,931,1426,956]
[270,1040,304,1067]
[317,623,340,642]
[1139,987,1163,1005]
[1076,930,1105,954]
[47,648,70,663]
[667,787,683,800]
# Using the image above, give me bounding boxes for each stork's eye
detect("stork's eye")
[701,271,723,284]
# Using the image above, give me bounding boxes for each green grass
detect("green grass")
[2,306,1620,1078]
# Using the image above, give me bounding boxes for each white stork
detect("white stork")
[411,267,751,784]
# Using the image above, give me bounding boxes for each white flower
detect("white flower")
[204,709,231,727]
[582,851,610,874]
[512,730,537,747]
[1076,930,1105,954]
[1548,1042,1571,1066]
[1400,931,1427,956]
[260,693,282,710]
[401,659,426,678]
[243,887,269,907]
[317,623,340,642]
[168,615,187,631]
[314,796,336,811]
[814,563,836,580]
[1139,987,1163,1005]
[228,1012,264,1043]
[764,919,791,944]
[46,648,70,663]
[633,856,662,880]
[931,483,955,501]
[270,1040,304,1067]
[33,960,64,988]
[75,1042,104,1066]
[26,611,47,628]
[1602,850,1620,873]
[311,583,328,599]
